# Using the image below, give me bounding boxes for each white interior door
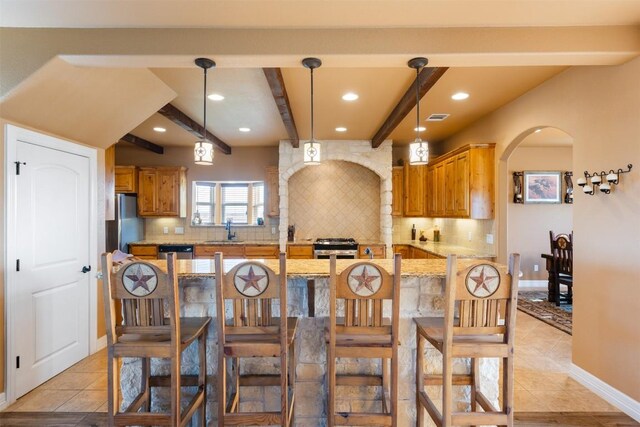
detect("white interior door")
[13,139,91,398]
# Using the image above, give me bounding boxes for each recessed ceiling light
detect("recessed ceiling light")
[153,127,166,133]
[239,127,251,132]
[535,129,542,133]
[335,127,347,132]
[414,126,426,132]
[342,92,359,101]
[208,93,225,101]
[451,92,469,101]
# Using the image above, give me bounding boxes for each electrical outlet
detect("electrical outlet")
[271,226,276,235]
[174,227,184,235]
[486,234,494,244]
[534,264,539,272]
[467,231,472,241]
[163,227,169,234]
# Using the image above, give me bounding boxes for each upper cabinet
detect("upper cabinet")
[403,164,426,217]
[391,166,404,217]
[426,144,495,219]
[137,167,187,217]
[115,165,138,193]
[265,166,279,217]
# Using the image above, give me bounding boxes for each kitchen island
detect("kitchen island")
[118,258,500,426]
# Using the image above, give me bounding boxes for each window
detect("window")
[222,183,249,224]
[193,181,216,225]
[192,181,264,226]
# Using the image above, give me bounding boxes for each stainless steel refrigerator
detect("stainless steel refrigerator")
[106,194,144,253]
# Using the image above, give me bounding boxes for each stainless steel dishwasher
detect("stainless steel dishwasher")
[158,244,194,259]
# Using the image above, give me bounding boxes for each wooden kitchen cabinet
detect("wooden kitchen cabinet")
[358,244,386,259]
[403,164,426,216]
[115,165,138,193]
[391,166,404,217]
[137,167,187,217]
[244,245,280,259]
[195,245,245,259]
[286,244,314,259]
[410,246,429,259]
[129,244,158,259]
[265,166,280,217]
[425,144,494,219]
[392,245,410,259]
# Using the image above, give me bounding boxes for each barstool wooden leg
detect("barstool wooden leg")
[416,331,425,427]
[233,357,240,413]
[141,357,151,412]
[391,350,398,427]
[442,348,453,426]
[218,356,226,425]
[170,354,181,426]
[108,350,118,425]
[327,343,335,427]
[198,331,207,426]
[503,356,514,427]
[382,357,389,413]
[471,357,479,412]
[289,341,296,425]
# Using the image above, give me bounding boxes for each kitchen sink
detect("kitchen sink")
[204,240,244,244]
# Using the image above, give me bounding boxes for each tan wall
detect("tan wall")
[508,146,573,280]
[440,58,640,401]
[115,144,280,242]
[0,118,108,394]
[288,160,381,242]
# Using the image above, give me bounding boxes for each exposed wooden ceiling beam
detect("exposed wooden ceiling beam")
[263,67,299,148]
[120,133,164,154]
[371,67,449,148]
[157,103,232,154]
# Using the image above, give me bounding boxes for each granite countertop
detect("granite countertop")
[142,258,494,279]
[393,240,495,259]
[130,240,279,246]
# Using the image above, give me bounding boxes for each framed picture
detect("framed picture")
[524,171,562,204]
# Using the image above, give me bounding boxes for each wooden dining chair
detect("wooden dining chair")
[326,254,401,426]
[414,254,520,427]
[549,231,573,306]
[214,252,298,426]
[100,252,210,426]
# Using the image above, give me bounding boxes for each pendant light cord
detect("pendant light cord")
[310,67,315,143]
[202,67,208,140]
[415,66,420,140]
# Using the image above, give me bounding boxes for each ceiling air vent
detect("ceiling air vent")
[426,113,450,122]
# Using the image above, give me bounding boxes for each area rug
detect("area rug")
[517,290,572,335]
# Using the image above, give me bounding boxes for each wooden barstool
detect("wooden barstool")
[215,252,298,426]
[415,254,520,427]
[326,254,401,426]
[549,232,573,306]
[101,252,210,426]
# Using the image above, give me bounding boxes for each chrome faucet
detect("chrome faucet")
[226,218,236,241]
[364,247,374,260]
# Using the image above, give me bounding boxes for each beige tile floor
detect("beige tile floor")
[3,311,619,414]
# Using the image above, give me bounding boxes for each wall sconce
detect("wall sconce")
[513,171,524,203]
[580,164,632,195]
[564,171,574,204]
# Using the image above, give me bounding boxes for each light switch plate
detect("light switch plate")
[163,227,169,234]
[175,227,185,235]
[486,234,494,244]
[271,227,276,235]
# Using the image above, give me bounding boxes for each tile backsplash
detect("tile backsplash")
[143,217,280,242]
[393,217,496,254]
[288,160,381,242]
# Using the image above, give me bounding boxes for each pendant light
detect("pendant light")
[302,57,322,165]
[408,57,429,165]
[194,57,216,165]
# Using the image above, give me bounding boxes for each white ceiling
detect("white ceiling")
[2,0,639,28]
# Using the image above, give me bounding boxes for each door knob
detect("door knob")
[81,265,91,273]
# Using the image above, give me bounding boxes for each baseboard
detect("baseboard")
[570,363,640,422]
[0,392,8,411]
[95,335,107,352]
[518,280,548,288]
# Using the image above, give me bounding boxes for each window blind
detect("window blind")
[222,183,249,224]
[193,182,216,224]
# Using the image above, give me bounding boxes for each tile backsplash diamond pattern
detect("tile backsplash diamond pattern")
[289,160,380,241]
